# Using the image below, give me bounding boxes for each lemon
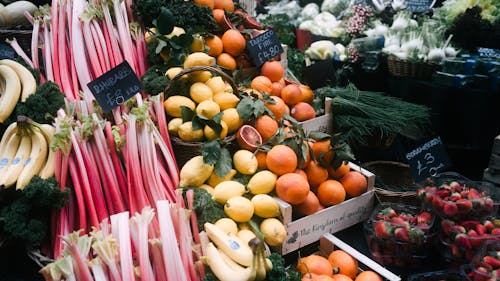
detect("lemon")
[199,184,214,195]
[215,218,238,234]
[212,180,246,204]
[164,96,196,118]
[247,170,277,194]
[190,82,213,103]
[166,26,186,39]
[224,196,254,223]
[251,194,281,218]
[238,222,251,230]
[260,218,286,246]
[167,118,183,136]
[145,28,157,43]
[213,92,240,110]
[189,70,213,82]
[179,155,214,187]
[178,121,204,142]
[237,229,257,246]
[190,34,205,52]
[233,150,258,175]
[196,100,220,119]
[222,108,244,134]
[160,49,171,62]
[184,52,215,68]
[204,121,228,140]
[165,67,188,80]
[207,168,236,187]
[206,76,226,93]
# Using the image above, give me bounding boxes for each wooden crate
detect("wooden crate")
[299,98,333,135]
[238,0,256,16]
[484,135,500,185]
[273,162,376,255]
[319,233,401,281]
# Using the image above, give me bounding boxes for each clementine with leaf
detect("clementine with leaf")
[251,75,272,93]
[255,115,278,143]
[266,145,298,176]
[221,29,246,56]
[341,171,367,197]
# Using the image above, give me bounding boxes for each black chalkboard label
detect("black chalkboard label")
[246,29,284,67]
[477,47,500,59]
[354,0,370,6]
[406,136,452,182]
[406,0,435,12]
[87,61,143,112]
[0,44,15,60]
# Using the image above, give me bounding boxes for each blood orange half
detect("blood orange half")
[236,125,262,151]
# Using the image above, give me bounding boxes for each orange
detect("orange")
[270,82,284,97]
[205,35,223,56]
[278,78,286,86]
[291,102,316,121]
[302,273,319,281]
[251,75,272,93]
[217,53,237,70]
[300,84,315,103]
[296,255,333,277]
[194,0,214,9]
[306,161,329,188]
[236,125,262,151]
[254,115,278,143]
[295,191,320,216]
[264,96,287,120]
[221,29,246,56]
[317,180,345,207]
[328,250,358,279]
[281,84,303,106]
[255,151,267,170]
[213,9,225,25]
[311,139,331,160]
[266,145,298,176]
[341,171,367,198]
[316,276,336,281]
[214,0,234,12]
[327,161,350,179]
[276,173,310,204]
[261,60,284,82]
[295,169,308,180]
[355,271,382,281]
[331,274,353,281]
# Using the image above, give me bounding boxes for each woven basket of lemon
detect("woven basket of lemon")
[163,63,241,167]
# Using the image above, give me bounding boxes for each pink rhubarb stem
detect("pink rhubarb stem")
[68,157,88,232]
[58,1,75,100]
[31,20,40,69]
[91,20,111,71]
[82,19,103,78]
[101,3,123,66]
[42,20,54,81]
[110,212,135,281]
[51,0,61,85]
[104,122,129,209]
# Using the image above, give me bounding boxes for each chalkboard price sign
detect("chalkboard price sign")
[406,136,452,182]
[246,29,284,67]
[406,0,436,12]
[87,61,143,112]
[0,44,15,60]
[477,47,500,59]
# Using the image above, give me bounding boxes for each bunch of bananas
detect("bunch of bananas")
[0,59,37,122]
[203,222,273,281]
[0,118,55,189]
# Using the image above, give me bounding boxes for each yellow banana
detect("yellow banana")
[0,65,21,122]
[0,132,21,179]
[205,242,256,281]
[1,134,32,188]
[205,222,254,267]
[0,122,18,156]
[0,59,36,102]
[218,248,248,272]
[36,124,55,179]
[16,127,48,189]
[265,258,273,272]
[254,244,267,281]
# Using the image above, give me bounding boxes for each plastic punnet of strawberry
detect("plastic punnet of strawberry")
[469,240,500,280]
[407,269,468,281]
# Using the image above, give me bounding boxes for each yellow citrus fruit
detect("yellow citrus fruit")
[204,120,228,140]
[238,222,250,230]
[213,92,240,110]
[145,27,157,43]
[251,194,281,218]
[224,196,254,222]
[215,218,238,234]
[233,150,258,175]
[177,121,204,142]
[212,180,246,204]
[189,70,213,83]
[165,67,188,81]
[179,155,214,187]
[207,168,236,187]
[164,96,196,118]
[190,34,205,52]
[199,184,215,195]
[247,170,277,194]
[190,82,214,103]
[224,82,234,93]
[167,118,183,136]
[221,108,244,133]
[260,218,286,246]
[166,26,186,39]
[237,229,257,246]
[183,52,215,68]
[206,76,226,93]
[196,100,220,119]
[217,53,237,70]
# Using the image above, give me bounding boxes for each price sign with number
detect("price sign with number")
[87,61,143,112]
[406,136,452,182]
[406,0,436,12]
[246,29,284,67]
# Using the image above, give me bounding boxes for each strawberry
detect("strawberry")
[374,221,392,239]
[390,217,410,229]
[452,225,467,234]
[379,207,397,218]
[456,199,473,213]
[443,201,458,217]
[467,229,478,237]
[492,228,500,236]
[437,189,451,198]
[467,188,482,199]
[449,181,460,189]
[483,220,495,232]
[449,192,462,201]
[483,256,500,268]
[394,227,409,241]
[476,224,487,235]
[416,211,432,224]
[455,233,472,249]
[409,228,424,244]
[484,197,495,211]
[432,197,444,212]
[461,220,481,229]
[441,220,455,235]
[491,269,500,279]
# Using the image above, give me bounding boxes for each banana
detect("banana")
[36,124,56,179]
[16,127,48,189]
[0,65,21,122]
[204,222,254,267]
[265,258,273,272]
[0,132,22,179]
[0,122,18,156]
[218,248,249,272]
[1,134,32,188]
[254,244,267,281]
[0,59,36,102]
[205,242,256,281]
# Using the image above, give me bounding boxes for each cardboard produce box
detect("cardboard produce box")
[274,162,376,255]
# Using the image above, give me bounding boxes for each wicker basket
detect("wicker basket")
[387,55,440,80]
[164,66,239,167]
[362,161,419,206]
[0,27,33,57]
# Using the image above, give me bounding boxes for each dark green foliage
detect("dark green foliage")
[0,176,68,248]
[448,7,500,50]
[141,64,170,96]
[146,41,165,66]
[287,48,305,81]
[183,188,226,229]
[268,253,303,281]
[260,14,296,47]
